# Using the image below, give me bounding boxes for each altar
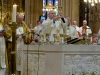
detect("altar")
[21,45,100,75]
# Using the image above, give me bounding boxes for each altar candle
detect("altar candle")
[12,4,17,22]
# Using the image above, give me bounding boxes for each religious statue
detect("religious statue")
[73,55,83,75]
[82,56,96,74]
[95,56,100,74]
[64,55,73,75]
[26,54,38,75]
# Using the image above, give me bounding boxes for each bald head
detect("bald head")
[17,14,24,19]
[72,21,77,25]
[66,17,70,25]
[83,20,87,26]
[48,10,56,19]
[16,14,24,24]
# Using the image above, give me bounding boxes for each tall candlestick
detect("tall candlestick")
[12,4,17,22]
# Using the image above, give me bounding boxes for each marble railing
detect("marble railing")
[21,45,100,75]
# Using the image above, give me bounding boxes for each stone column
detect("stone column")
[25,0,43,27]
[71,0,79,25]
[25,0,30,25]
[58,0,79,25]
[62,0,70,17]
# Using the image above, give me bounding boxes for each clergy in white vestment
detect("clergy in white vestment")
[34,20,43,41]
[34,21,43,35]
[0,23,7,75]
[72,21,81,37]
[41,10,68,42]
[79,20,92,37]
[92,29,100,44]
[16,14,30,74]
[16,17,24,72]
[66,25,79,39]
[72,21,79,32]
[65,17,79,39]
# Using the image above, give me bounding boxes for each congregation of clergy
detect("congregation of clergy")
[0,9,99,75]
[33,10,95,43]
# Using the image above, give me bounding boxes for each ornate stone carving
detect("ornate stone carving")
[63,55,100,75]
[73,55,83,75]
[23,53,46,75]
[83,56,95,74]
[64,55,73,75]
[96,56,100,74]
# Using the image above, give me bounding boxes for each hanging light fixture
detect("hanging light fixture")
[43,2,56,11]
[84,0,100,6]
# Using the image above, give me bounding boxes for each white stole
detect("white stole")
[0,25,6,68]
[16,27,24,71]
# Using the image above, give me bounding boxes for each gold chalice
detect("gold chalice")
[60,34,63,38]
[60,34,64,44]
[41,34,46,43]
[53,34,57,42]
[87,33,92,44]
[46,33,50,43]
[56,35,60,42]
[30,29,34,33]
[58,7,62,18]
[63,35,68,44]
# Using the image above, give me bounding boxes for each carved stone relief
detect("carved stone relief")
[64,55,73,75]
[63,55,100,75]
[73,55,83,75]
[23,53,46,75]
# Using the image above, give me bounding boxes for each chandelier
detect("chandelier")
[43,2,56,11]
[84,0,100,6]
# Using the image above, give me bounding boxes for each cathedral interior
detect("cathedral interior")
[1,0,100,33]
[0,0,100,75]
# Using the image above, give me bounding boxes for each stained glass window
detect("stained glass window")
[54,0,58,15]
[43,0,58,16]
[43,0,47,16]
[48,0,53,5]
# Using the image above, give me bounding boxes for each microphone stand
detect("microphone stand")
[37,40,41,75]
[26,30,35,75]
[27,44,29,75]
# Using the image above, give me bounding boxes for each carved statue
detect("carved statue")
[73,55,83,75]
[96,56,100,74]
[83,56,96,74]
[28,54,38,75]
[64,55,73,75]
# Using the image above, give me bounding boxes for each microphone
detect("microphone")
[61,18,65,23]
